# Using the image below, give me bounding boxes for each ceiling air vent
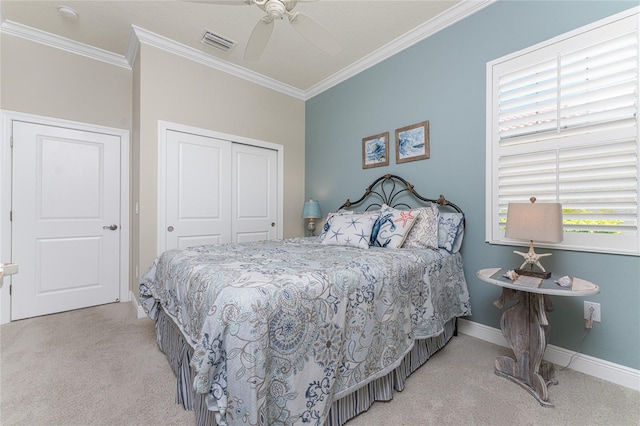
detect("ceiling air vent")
[201,30,236,53]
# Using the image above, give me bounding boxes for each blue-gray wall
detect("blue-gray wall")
[305,0,640,370]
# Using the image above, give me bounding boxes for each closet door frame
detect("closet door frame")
[157,121,284,255]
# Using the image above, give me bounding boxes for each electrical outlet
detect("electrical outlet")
[584,301,601,322]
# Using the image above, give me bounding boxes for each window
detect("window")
[486,8,639,255]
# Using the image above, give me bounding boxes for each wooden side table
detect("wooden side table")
[476,268,599,407]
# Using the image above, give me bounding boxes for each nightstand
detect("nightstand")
[476,268,599,407]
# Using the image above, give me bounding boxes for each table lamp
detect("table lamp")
[302,199,321,236]
[505,197,563,279]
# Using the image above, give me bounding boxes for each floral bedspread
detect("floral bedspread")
[140,237,471,426]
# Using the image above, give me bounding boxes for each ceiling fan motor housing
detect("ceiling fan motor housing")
[264,0,288,20]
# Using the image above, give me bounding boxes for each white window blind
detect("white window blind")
[487,9,640,255]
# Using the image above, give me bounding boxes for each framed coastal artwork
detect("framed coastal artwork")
[395,120,430,164]
[362,132,389,169]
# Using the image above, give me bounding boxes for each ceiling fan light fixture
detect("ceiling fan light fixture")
[201,30,236,52]
[58,5,79,21]
[265,0,287,20]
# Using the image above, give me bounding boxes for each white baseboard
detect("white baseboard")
[129,291,147,319]
[457,318,640,392]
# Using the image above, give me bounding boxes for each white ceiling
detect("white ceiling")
[0,0,493,99]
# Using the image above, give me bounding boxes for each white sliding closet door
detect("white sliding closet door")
[232,144,278,243]
[162,128,279,252]
[165,130,232,250]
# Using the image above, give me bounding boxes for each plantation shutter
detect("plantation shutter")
[559,140,637,235]
[498,141,638,233]
[488,10,639,254]
[498,31,637,145]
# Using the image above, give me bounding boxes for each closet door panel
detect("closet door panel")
[232,144,278,243]
[165,130,232,250]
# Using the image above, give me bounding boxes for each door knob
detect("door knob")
[167,226,174,232]
[103,224,118,231]
[271,223,276,227]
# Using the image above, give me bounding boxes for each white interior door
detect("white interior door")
[232,144,278,243]
[165,130,232,250]
[11,121,121,320]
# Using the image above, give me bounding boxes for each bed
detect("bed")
[140,174,471,426]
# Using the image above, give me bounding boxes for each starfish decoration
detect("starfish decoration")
[347,218,361,229]
[514,240,552,272]
[329,227,343,241]
[394,210,415,227]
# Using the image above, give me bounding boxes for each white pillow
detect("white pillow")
[402,203,440,249]
[321,212,378,249]
[319,210,353,239]
[371,204,419,248]
[438,212,465,253]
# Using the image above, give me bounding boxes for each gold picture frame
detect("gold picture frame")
[396,120,430,164]
[362,132,390,169]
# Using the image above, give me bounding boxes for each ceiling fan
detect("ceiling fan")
[192,0,342,61]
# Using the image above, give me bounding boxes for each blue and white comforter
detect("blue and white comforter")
[140,237,471,425]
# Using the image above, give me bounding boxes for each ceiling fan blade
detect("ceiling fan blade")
[244,18,274,61]
[289,12,342,56]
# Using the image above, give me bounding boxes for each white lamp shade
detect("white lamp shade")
[506,201,563,243]
[302,199,321,219]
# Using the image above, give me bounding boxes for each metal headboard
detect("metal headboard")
[338,174,464,217]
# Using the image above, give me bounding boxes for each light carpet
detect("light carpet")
[1,303,638,425]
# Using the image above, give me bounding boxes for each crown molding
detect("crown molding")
[130,26,306,100]
[0,0,494,100]
[125,26,140,68]
[304,0,496,99]
[0,18,130,69]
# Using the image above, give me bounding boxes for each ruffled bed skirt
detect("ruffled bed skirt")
[154,308,457,426]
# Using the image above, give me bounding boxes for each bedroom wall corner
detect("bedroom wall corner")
[133,44,306,295]
[304,0,640,372]
[131,44,142,303]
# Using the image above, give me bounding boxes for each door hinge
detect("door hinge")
[10,136,13,148]
[9,210,12,222]
[9,284,12,296]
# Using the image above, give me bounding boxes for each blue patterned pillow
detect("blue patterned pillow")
[371,204,419,248]
[438,212,464,253]
[321,212,378,249]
